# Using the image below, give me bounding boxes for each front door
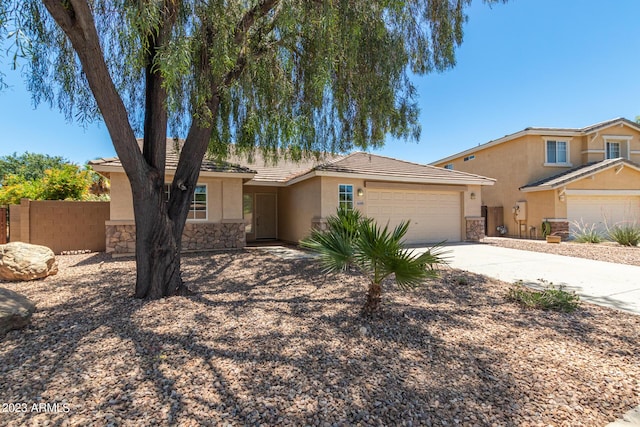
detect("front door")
[255,193,277,239]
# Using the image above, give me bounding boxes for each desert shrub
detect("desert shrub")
[507,281,580,313]
[570,220,602,243]
[608,224,640,246]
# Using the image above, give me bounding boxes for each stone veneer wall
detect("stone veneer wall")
[548,219,569,240]
[106,221,245,254]
[465,216,485,241]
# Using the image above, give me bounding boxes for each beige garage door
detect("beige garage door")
[567,195,640,234]
[366,189,461,243]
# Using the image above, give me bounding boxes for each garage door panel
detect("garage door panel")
[366,189,461,243]
[568,195,640,234]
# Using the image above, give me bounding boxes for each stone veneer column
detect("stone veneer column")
[105,220,246,255]
[311,217,328,231]
[465,216,485,241]
[547,219,569,240]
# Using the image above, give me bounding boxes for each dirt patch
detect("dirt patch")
[1,251,638,426]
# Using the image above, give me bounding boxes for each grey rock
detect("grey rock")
[0,287,36,335]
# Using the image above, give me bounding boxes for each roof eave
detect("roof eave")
[266,169,495,187]
[91,164,256,179]
[430,129,582,166]
[519,158,640,192]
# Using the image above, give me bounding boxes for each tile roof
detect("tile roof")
[520,158,640,191]
[313,152,494,185]
[90,140,494,186]
[226,150,344,183]
[90,139,256,175]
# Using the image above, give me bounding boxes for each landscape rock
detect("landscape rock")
[0,242,58,281]
[0,287,36,335]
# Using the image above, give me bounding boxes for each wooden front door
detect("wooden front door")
[255,193,277,239]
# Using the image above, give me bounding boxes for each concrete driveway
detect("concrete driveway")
[413,243,640,315]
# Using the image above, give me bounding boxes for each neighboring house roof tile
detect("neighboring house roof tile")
[519,158,640,191]
[432,117,640,166]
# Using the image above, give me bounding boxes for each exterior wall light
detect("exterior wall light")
[470,192,476,200]
[357,188,364,197]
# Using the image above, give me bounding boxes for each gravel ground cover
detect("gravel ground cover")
[484,237,640,267]
[1,250,639,426]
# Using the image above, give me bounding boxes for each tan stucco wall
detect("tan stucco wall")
[277,178,322,243]
[110,173,134,221]
[524,191,558,235]
[566,166,640,190]
[320,177,367,217]
[582,124,640,164]
[109,172,244,222]
[434,124,640,234]
[464,185,482,217]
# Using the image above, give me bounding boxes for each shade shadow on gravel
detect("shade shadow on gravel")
[1,250,638,426]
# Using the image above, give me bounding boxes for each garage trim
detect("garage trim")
[565,189,640,196]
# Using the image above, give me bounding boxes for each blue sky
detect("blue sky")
[1,0,639,165]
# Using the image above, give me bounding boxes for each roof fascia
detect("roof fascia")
[584,119,640,135]
[311,170,495,186]
[243,180,288,187]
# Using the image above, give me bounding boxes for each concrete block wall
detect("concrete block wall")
[9,199,110,254]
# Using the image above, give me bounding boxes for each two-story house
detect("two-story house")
[432,118,640,238]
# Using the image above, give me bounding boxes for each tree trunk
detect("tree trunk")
[131,171,185,299]
[363,281,383,315]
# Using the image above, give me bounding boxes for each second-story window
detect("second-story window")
[546,140,568,164]
[606,142,620,159]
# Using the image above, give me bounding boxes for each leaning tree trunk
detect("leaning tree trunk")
[363,281,383,315]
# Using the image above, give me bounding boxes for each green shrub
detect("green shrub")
[570,220,602,243]
[608,224,640,246]
[507,281,580,313]
[0,164,93,204]
[541,221,551,238]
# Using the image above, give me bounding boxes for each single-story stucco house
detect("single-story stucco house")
[90,142,495,254]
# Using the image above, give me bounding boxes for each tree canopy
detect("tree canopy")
[0,151,69,184]
[3,0,504,298]
[9,0,499,158]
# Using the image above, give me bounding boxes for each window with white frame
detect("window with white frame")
[164,184,208,220]
[606,141,621,159]
[444,163,454,170]
[338,184,354,210]
[545,140,569,164]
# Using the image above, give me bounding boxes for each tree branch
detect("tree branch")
[142,0,180,177]
[42,0,145,185]
[234,0,281,46]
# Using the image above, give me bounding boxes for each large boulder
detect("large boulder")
[0,242,58,281]
[0,287,36,336]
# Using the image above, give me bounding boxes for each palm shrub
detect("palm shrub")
[301,208,447,315]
